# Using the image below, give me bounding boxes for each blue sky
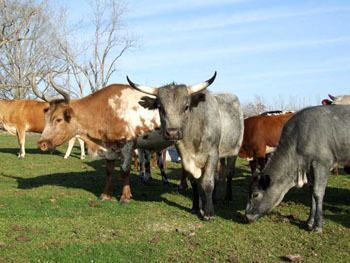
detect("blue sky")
[60,0,350,105]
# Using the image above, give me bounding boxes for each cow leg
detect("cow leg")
[78,137,86,160]
[309,163,329,233]
[145,150,151,181]
[225,156,237,202]
[138,149,145,180]
[249,159,257,175]
[119,142,134,203]
[307,187,316,230]
[257,157,266,171]
[100,159,115,201]
[139,150,151,184]
[16,128,25,159]
[190,178,200,214]
[64,137,76,159]
[162,149,167,169]
[157,151,169,185]
[199,155,219,220]
[178,168,189,191]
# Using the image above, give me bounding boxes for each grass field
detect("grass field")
[0,134,349,262]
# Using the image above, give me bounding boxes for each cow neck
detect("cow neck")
[67,85,130,143]
[263,145,297,189]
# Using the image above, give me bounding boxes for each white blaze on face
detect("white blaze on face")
[108,89,160,139]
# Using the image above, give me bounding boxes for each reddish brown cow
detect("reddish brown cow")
[239,112,294,174]
[0,99,85,159]
[38,83,171,203]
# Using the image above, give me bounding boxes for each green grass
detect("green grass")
[0,133,349,263]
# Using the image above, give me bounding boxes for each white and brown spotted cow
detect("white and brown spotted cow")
[38,83,172,203]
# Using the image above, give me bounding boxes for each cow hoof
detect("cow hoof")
[99,194,113,201]
[191,208,200,215]
[162,179,170,185]
[80,156,86,160]
[119,197,131,204]
[312,226,323,233]
[202,215,215,221]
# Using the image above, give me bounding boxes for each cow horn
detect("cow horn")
[49,73,70,103]
[187,71,217,95]
[328,94,336,101]
[126,76,159,96]
[31,74,54,102]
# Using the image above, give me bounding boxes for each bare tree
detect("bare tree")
[65,0,136,94]
[242,95,269,117]
[0,0,37,48]
[242,95,313,117]
[0,0,71,99]
[0,0,135,99]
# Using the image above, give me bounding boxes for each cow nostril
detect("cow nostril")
[39,141,48,151]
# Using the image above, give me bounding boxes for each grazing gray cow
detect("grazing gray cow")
[245,105,350,232]
[127,72,244,220]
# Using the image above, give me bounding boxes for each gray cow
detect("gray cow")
[127,72,244,220]
[246,105,350,232]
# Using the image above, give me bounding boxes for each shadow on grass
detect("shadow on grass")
[282,185,350,229]
[0,147,67,158]
[3,157,349,228]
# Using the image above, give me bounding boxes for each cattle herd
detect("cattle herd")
[0,72,349,233]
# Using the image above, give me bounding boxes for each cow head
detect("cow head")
[126,72,217,141]
[328,94,350,105]
[245,172,281,222]
[38,100,77,151]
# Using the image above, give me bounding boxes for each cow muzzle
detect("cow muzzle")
[164,128,183,140]
[38,139,53,152]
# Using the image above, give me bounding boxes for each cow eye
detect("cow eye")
[252,192,259,199]
[43,108,49,113]
[56,118,63,123]
[184,105,189,112]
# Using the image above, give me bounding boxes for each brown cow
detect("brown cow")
[239,111,294,174]
[37,83,171,203]
[0,99,85,159]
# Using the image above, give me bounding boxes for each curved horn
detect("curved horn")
[31,74,54,102]
[187,71,217,95]
[126,76,159,96]
[49,73,70,103]
[328,94,336,101]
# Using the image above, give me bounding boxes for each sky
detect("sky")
[59,0,350,105]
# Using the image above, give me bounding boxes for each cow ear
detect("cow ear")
[139,96,158,110]
[190,92,206,108]
[63,108,73,123]
[259,174,271,190]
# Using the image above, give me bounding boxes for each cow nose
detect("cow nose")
[165,128,182,140]
[38,140,49,152]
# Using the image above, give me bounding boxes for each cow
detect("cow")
[322,94,350,175]
[239,112,294,174]
[136,149,169,184]
[37,80,172,203]
[127,72,244,220]
[245,105,350,232]
[327,94,350,104]
[0,99,85,159]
